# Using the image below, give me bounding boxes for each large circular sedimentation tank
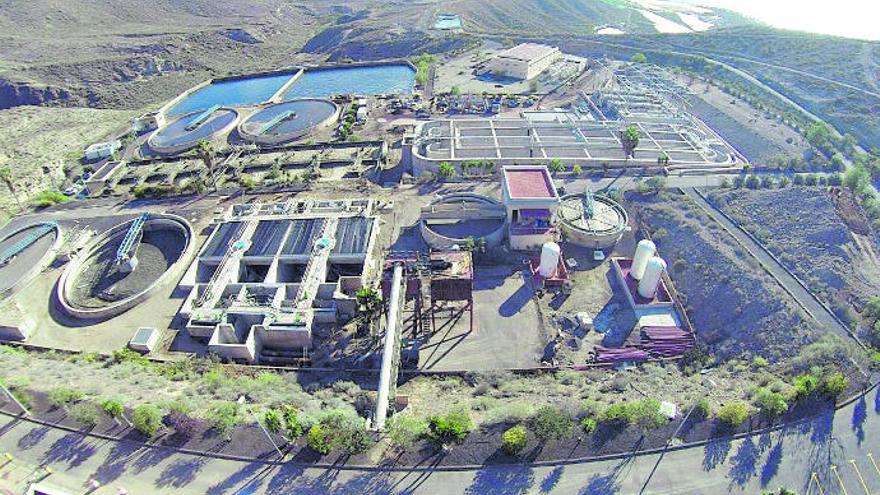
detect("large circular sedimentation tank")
[420,193,507,250]
[148,108,239,155]
[57,214,194,319]
[557,192,628,248]
[238,99,338,145]
[0,222,61,299]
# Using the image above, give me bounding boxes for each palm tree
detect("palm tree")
[195,140,216,185]
[0,164,22,212]
[620,125,640,159]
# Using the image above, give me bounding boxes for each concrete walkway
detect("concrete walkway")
[682,187,858,345]
[0,386,876,494]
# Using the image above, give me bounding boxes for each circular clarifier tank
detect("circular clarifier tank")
[57,214,194,319]
[237,99,338,145]
[148,108,239,155]
[0,222,61,297]
[557,192,628,249]
[420,193,507,250]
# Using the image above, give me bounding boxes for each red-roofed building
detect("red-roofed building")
[501,166,560,250]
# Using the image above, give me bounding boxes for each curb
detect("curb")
[1,377,876,474]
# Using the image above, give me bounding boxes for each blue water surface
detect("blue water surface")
[168,72,295,116]
[283,65,416,99]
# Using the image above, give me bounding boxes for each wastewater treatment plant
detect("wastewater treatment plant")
[0,16,878,494]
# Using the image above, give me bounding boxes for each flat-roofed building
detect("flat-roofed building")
[488,43,561,80]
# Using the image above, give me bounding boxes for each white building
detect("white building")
[84,140,122,161]
[488,43,561,80]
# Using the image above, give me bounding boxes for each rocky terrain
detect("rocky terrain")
[635,192,821,362]
[708,187,880,330]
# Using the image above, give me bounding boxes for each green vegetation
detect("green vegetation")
[306,409,371,454]
[429,408,473,445]
[101,398,125,419]
[572,164,583,175]
[579,417,597,434]
[621,125,640,158]
[501,425,527,454]
[411,54,437,86]
[387,414,428,450]
[33,190,71,207]
[820,372,849,401]
[717,402,749,426]
[548,158,565,174]
[70,402,101,427]
[437,161,456,179]
[530,406,574,441]
[132,404,163,437]
[630,52,648,64]
[752,387,788,417]
[598,399,666,429]
[206,402,240,438]
[693,398,712,419]
[791,374,819,401]
[47,387,84,408]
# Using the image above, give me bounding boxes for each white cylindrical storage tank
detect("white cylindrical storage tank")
[638,256,667,299]
[539,242,561,278]
[631,239,656,280]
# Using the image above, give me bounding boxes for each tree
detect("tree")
[548,158,565,174]
[630,52,648,64]
[355,287,381,335]
[501,425,527,454]
[438,162,456,179]
[621,125,640,159]
[843,165,871,193]
[195,140,216,186]
[0,164,22,212]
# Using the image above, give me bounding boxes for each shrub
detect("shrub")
[32,190,71,207]
[694,398,712,419]
[70,403,100,427]
[101,398,125,418]
[47,387,84,408]
[280,405,303,439]
[600,404,631,425]
[263,409,283,435]
[820,372,849,401]
[629,399,666,429]
[307,425,332,455]
[437,162,456,179]
[753,388,788,417]
[717,402,749,427]
[791,374,818,401]
[110,348,148,366]
[530,406,574,441]
[580,417,597,434]
[206,402,240,437]
[752,356,769,369]
[10,388,32,410]
[501,425,527,455]
[387,415,428,450]
[428,408,473,444]
[572,164,583,175]
[307,410,371,454]
[132,404,163,437]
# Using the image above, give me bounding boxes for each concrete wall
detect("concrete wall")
[56,214,195,320]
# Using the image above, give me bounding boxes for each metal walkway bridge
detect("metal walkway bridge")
[115,213,149,265]
[0,222,57,266]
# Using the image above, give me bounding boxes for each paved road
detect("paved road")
[0,387,876,494]
[682,187,858,345]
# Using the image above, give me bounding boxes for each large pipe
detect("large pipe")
[374,262,403,431]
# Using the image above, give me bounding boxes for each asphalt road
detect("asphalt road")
[0,386,876,494]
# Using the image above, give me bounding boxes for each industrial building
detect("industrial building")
[177,199,379,364]
[84,140,122,161]
[488,43,561,80]
[501,166,561,250]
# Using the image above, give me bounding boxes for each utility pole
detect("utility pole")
[238,396,284,459]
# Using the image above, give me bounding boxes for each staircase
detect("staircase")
[0,222,57,266]
[115,213,149,264]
